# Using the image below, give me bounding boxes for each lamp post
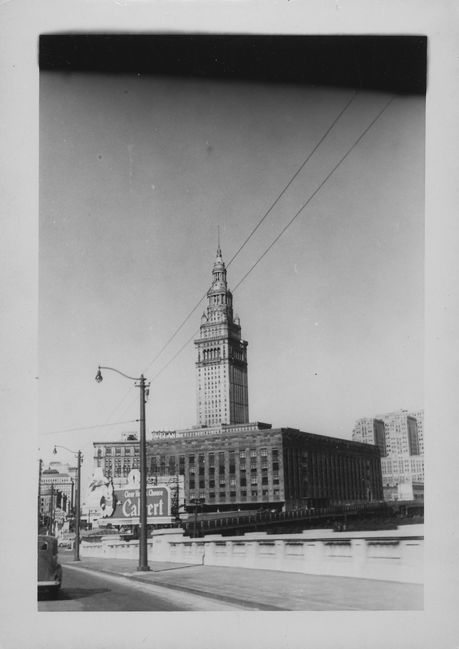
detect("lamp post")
[95,365,150,572]
[49,484,55,535]
[53,445,83,561]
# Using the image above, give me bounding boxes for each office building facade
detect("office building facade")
[94,424,382,511]
[352,409,424,497]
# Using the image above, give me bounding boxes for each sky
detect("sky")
[38,71,424,490]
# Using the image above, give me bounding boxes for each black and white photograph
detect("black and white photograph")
[1,2,459,648]
[37,32,426,610]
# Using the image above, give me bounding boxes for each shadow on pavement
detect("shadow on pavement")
[38,587,111,601]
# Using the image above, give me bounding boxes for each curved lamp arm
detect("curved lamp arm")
[95,365,142,383]
[53,444,80,457]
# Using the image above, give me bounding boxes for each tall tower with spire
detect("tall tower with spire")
[195,245,249,427]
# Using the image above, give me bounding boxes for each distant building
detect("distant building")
[409,408,424,455]
[352,409,424,499]
[384,481,424,502]
[351,418,386,457]
[40,461,76,523]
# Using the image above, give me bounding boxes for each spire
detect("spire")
[217,225,222,259]
[214,227,224,273]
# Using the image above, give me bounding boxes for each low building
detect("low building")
[93,422,383,513]
[383,480,424,502]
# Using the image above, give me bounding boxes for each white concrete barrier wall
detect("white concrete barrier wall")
[80,526,423,584]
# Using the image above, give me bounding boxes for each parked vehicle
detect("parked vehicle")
[38,535,62,595]
[58,534,74,549]
[58,538,72,549]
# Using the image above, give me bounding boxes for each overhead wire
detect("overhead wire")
[40,419,139,436]
[232,95,395,292]
[226,90,358,269]
[144,91,358,375]
[104,90,359,424]
[151,326,200,384]
[121,94,395,410]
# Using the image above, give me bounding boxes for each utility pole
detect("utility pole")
[49,485,54,535]
[37,459,43,531]
[138,375,149,571]
[53,446,83,561]
[75,450,82,561]
[173,472,180,525]
[95,366,150,571]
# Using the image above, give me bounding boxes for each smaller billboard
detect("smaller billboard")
[113,485,171,521]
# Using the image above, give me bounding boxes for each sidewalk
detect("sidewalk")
[60,554,423,610]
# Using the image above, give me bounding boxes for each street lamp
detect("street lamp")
[95,365,151,572]
[53,445,83,561]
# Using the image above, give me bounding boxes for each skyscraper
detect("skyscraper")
[409,409,424,455]
[352,409,424,497]
[351,417,386,457]
[195,246,249,427]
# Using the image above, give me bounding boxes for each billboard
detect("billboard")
[113,485,171,521]
[85,469,181,525]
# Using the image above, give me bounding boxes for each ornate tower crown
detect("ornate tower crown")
[206,245,233,324]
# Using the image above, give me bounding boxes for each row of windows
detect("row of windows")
[189,475,278,488]
[98,447,139,456]
[101,448,276,467]
[189,490,280,500]
[104,459,140,469]
[106,467,137,477]
[201,348,222,360]
[149,458,279,476]
[185,464,277,475]
[154,449,277,464]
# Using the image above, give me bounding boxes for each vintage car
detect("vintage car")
[37,535,62,594]
[58,535,74,549]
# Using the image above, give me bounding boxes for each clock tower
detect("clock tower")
[195,245,249,427]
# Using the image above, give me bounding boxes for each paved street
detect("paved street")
[38,550,423,611]
[38,560,248,611]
